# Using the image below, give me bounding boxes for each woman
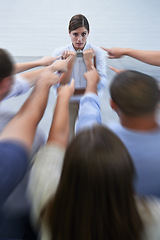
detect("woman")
[29,125,160,240]
[52,14,107,138]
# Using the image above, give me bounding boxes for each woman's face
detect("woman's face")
[69,27,89,51]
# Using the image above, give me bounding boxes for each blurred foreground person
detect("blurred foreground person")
[29,67,160,240]
[76,69,160,198]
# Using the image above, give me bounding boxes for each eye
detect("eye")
[82,32,87,37]
[73,33,78,37]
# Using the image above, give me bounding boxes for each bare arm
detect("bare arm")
[14,56,61,74]
[83,49,95,70]
[101,47,160,66]
[0,71,59,151]
[58,51,76,85]
[18,57,70,87]
[47,79,75,148]
[84,65,100,94]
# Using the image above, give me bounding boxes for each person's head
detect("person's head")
[68,14,90,51]
[0,48,14,100]
[110,70,159,117]
[43,125,143,240]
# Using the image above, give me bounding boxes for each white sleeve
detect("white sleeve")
[3,75,30,101]
[28,144,65,224]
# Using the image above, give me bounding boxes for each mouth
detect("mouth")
[76,43,83,46]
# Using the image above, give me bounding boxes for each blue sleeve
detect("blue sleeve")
[75,93,102,134]
[0,141,29,206]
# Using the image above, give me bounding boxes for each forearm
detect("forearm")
[28,144,65,222]
[59,61,74,84]
[85,59,93,71]
[19,67,47,87]
[124,49,160,66]
[0,83,50,150]
[47,96,70,148]
[14,60,43,74]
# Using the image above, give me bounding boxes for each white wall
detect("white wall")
[0,0,160,81]
[1,0,160,136]
[0,0,160,53]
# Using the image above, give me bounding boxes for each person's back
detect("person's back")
[108,121,160,197]
[108,70,160,198]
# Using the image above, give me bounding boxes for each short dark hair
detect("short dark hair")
[0,48,14,82]
[42,125,143,240]
[110,70,159,116]
[68,14,89,33]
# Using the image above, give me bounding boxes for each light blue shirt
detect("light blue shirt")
[3,75,30,101]
[52,42,107,101]
[75,93,102,133]
[76,93,160,198]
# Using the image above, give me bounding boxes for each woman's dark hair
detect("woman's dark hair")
[68,14,89,33]
[0,48,14,82]
[43,125,143,240]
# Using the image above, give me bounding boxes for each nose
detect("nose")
[77,35,82,42]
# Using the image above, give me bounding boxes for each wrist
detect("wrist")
[85,83,97,95]
[84,60,93,70]
[124,48,132,56]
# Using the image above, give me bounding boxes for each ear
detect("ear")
[110,98,118,111]
[0,76,12,93]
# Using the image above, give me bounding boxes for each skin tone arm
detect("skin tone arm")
[17,57,71,87]
[47,79,75,148]
[14,56,61,74]
[84,65,100,94]
[0,70,59,152]
[75,66,100,134]
[59,48,95,84]
[101,47,160,66]
[58,51,76,85]
[83,49,95,70]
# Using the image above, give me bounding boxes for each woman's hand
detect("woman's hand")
[83,49,95,70]
[62,50,76,64]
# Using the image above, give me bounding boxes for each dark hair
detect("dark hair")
[0,48,14,82]
[110,70,159,116]
[43,125,143,240]
[68,14,89,33]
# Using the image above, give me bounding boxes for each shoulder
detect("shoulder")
[87,43,104,55]
[0,140,28,161]
[0,141,28,205]
[52,44,72,56]
[136,197,160,239]
[0,140,28,172]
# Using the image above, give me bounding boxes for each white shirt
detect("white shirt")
[52,42,107,101]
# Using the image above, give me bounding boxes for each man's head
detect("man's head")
[110,70,159,117]
[0,48,14,100]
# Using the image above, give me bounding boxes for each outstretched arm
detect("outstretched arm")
[0,70,59,205]
[28,80,75,222]
[47,79,75,148]
[58,51,76,85]
[0,70,59,151]
[75,66,102,133]
[101,47,160,66]
[18,56,71,87]
[14,56,61,74]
